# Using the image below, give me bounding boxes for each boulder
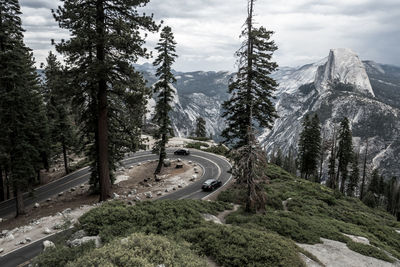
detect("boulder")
[177,158,182,162]
[25,237,32,242]
[134,196,141,202]
[0,248,4,253]
[188,161,192,164]
[63,208,72,214]
[130,189,137,195]
[202,214,222,224]
[43,228,52,234]
[176,163,184,169]
[58,192,63,197]
[145,192,153,198]
[5,234,15,241]
[34,203,40,208]
[157,191,163,196]
[43,240,55,250]
[113,193,120,199]
[80,184,85,188]
[70,187,76,192]
[163,159,171,167]
[70,230,88,241]
[68,236,102,248]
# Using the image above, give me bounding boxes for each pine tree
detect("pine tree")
[221,0,278,212]
[336,117,353,193]
[42,52,76,174]
[53,0,158,201]
[347,152,360,197]
[298,114,321,181]
[222,0,278,148]
[195,117,207,138]
[0,0,46,215]
[368,169,380,195]
[152,26,178,174]
[327,125,337,189]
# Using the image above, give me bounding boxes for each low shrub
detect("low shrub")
[78,200,231,242]
[180,225,305,267]
[67,233,207,267]
[202,144,230,157]
[185,142,209,149]
[188,136,211,142]
[346,241,395,263]
[33,242,95,267]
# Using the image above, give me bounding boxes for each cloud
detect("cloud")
[19,0,400,71]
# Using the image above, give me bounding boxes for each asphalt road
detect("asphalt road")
[0,149,232,267]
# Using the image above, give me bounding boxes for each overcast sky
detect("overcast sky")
[20,0,400,72]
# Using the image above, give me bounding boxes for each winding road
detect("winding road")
[0,149,232,267]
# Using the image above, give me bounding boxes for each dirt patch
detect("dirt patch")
[0,185,96,231]
[113,159,203,200]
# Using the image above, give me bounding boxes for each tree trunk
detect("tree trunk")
[155,134,166,174]
[15,185,25,217]
[62,139,69,174]
[5,167,10,200]
[360,138,369,200]
[96,0,111,201]
[41,151,49,172]
[0,165,4,202]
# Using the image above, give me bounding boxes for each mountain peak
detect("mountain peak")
[315,48,375,97]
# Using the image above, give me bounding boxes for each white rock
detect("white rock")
[58,192,63,196]
[70,187,76,192]
[113,193,120,199]
[202,214,222,224]
[0,218,3,223]
[46,198,51,202]
[188,161,192,164]
[34,203,40,208]
[128,165,133,169]
[396,230,400,234]
[130,189,137,195]
[5,234,15,241]
[0,248,3,253]
[157,191,162,196]
[80,184,85,188]
[63,208,72,214]
[137,163,142,166]
[177,158,181,162]
[145,192,153,198]
[43,240,55,250]
[134,196,141,201]
[25,237,32,242]
[68,236,102,248]
[343,233,370,245]
[43,228,52,234]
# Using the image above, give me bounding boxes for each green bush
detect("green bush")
[67,233,207,267]
[346,241,394,263]
[188,136,211,142]
[185,142,209,149]
[78,200,231,242]
[180,225,305,267]
[34,242,95,267]
[203,144,229,157]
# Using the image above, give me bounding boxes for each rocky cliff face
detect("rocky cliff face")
[138,49,400,178]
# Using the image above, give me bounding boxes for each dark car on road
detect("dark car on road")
[202,179,222,191]
[174,148,190,155]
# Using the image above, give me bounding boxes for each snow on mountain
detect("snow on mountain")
[315,48,374,97]
[137,48,400,178]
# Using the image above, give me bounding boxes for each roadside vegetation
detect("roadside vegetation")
[218,164,400,262]
[34,200,305,266]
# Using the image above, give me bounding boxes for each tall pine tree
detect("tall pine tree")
[222,0,278,212]
[347,151,360,197]
[298,114,321,181]
[0,0,46,215]
[336,117,353,193]
[53,0,158,201]
[42,51,76,175]
[195,117,207,138]
[152,26,178,174]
